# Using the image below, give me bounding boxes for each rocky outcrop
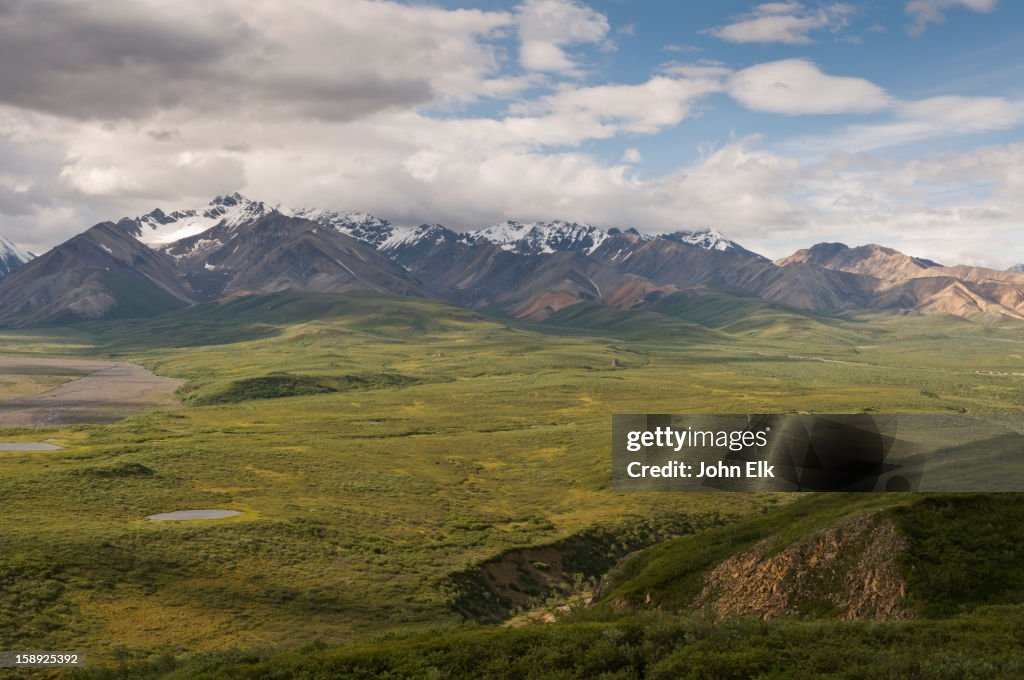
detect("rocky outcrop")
[695,513,911,621]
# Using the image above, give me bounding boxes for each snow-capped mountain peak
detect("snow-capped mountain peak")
[1009,263,1024,273]
[0,235,32,263]
[0,235,33,278]
[662,227,767,261]
[119,193,275,246]
[119,194,400,251]
[470,220,609,255]
[663,227,733,251]
[380,223,463,251]
[203,193,273,229]
[287,207,395,249]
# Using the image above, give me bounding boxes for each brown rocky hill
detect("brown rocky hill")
[778,242,1024,319]
[777,242,942,280]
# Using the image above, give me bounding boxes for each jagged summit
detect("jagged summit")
[467,221,761,260]
[208,192,248,207]
[121,196,402,251]
[663,228,768,261]
[468,220,610,255]
[118,193,275,246]
[288,208,396,249]
[380,223,464,251]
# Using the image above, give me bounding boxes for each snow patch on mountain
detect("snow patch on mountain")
[663,228,768,261]
[0,235,33,277]
[380,224,464,251]
[469,220,610,255]
[664,228,737,252]
[0,236,32,263]
[288,208,396,249]
[120,193,275,246]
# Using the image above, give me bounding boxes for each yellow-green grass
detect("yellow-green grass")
[0,372,80,402]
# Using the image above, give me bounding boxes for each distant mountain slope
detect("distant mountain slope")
[385,220,1020,321]
[778,242,1024,319]
[592,235,877,312]
[0,235,33,279]
[777,242,943,280]
[0,223,193,326]
[388,226,681,318]
[873,276,1024,320]
[926,264,1024,285]
[163,212,425,301]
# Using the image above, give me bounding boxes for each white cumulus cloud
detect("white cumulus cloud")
[516,0,610,74]
[727,59,891,115]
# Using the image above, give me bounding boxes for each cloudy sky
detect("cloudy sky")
[1,0,1023,265]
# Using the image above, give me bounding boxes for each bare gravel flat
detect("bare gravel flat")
[0,356,183,428]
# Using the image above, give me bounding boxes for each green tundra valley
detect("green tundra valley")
[1,291,1023,678]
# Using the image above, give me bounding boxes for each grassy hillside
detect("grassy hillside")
[0,291,1023,671]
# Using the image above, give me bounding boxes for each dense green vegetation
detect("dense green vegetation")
[1,291,1024,675]
[892,494,1024,617]
[80,607,1024,679]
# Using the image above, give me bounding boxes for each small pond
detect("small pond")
[0,442,63,451]
[147,509,242,521]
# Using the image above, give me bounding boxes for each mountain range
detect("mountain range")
[1,193,1023,327]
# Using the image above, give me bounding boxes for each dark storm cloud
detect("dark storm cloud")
[0,0,231,118]
[0,0,437,121]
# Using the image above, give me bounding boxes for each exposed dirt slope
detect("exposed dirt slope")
[695,512,911,621]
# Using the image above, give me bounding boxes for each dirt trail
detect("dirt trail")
[0,356,183,428]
